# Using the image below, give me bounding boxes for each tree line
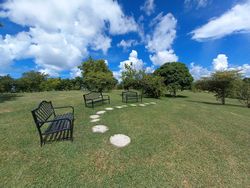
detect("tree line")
[0,72,84,93]
[1,58,194,98]
[2,57,248,107]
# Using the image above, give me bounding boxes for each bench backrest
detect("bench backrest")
[122,91,137,96]
[83,92,102,100]
[31,101,55,127]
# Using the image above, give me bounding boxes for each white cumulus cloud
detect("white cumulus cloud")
[147,13,177,52]
[149,50,178,66]
[119,50,144,72]
[189,62,211,80]
[117,39,138,50]
[114,50,153,81]
[185,0,209,9]
[190,54,250,80]
[146,13,178,66]
[0,0,138,76]
[140,0,155,16]
[191,1,250,41]
[70,67,82,78]
[229,64,250,78]
[212,54,228,71]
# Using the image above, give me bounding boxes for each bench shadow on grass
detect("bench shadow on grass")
[186,100,245,108]
[0,93,23,103]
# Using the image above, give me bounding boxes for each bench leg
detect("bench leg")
[70,121,74,141]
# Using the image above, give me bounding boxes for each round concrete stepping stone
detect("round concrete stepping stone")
[105,107,114,111]
[90,119,100,123]
[110,134,131,148]
[92,125,109,133]
[121,105,128,107]
[130,104,137,107]
[144,103,150,105]
[150,102,156,104]
[90,115,100,119]
[139,104,146,107]
[116,106,123,109]
[96,110,106,115]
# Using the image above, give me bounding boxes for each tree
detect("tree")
[71,76,84,90]
[141,74,165,98]
[40,78,61,91]
[154,62,193,96]
[57,79,74,91]
[17,71,48,92]
[79,57,117,92]
[121,63,144,90]
[0,75,15,93]
[243,77,250,84]
[235,78,250,108]
[195,70,241,105]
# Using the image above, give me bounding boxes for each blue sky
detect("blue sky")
[0,0,250,79]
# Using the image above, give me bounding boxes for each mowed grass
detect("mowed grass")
[0,90,249,187]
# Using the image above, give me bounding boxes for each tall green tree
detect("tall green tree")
[78,57,117,92]
[195,70,241,105]
[154,62,193,96]
[57,79,74,91]
[121,63,144,90]
[71,76,84,90]
[40,78,61,91]
[17,71,48,92]
[0,75,15,93]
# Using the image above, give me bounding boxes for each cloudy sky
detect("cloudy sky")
[0,0,250,80]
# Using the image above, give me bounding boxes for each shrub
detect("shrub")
[141,75,164,98]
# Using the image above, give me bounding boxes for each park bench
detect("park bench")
[83,91,110,108]
[122,91,142,103]
[31,101,74,146]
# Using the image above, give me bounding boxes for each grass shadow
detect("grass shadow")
[186,100,245,108]
[84,100,111,108]
[165,94,188,98]
[0,93,23,103]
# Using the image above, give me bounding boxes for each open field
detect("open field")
[0,90,249,187]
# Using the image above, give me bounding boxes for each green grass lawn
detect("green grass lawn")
[0,90,249,187]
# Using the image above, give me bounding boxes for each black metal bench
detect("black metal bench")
[31,101,74,146]
[122,91,142,103]
[83,91,110,108]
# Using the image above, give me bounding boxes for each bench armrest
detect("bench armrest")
[53,106,74,115]
[102,95,110,100]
